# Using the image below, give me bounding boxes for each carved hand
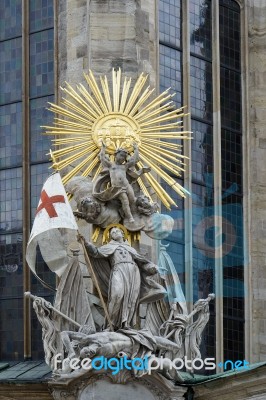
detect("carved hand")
[73,211,85,219]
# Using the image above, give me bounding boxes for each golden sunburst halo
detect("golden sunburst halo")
[43,69,191,209]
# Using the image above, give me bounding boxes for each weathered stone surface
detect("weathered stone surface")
[58,0,157,89]
[248,0,266,362]
[194,364,266,400]
[80,381,157,400]
[49,371,187,400]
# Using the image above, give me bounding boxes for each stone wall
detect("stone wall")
[193,364,266,400]
[58,0,158,88]
[247,0,266,363]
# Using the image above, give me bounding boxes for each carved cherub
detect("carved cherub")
[95,143,139,223]
[136,195,159,216]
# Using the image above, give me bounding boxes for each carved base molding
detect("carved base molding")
[0,383,52,400]
[48,370,187,400]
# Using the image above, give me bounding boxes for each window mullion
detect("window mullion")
[212,0,224,369]
[182,0,193,313]
[22,0,32,360]
[240,1,252,365]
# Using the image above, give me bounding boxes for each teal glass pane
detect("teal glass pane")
[30,95,53,162]
[0,38,22,105]
[0,167,22,233]
[192,183,214,259]
[222,198,244,266]
[0,0,22,41]
[30,0,54,33]
[0,102,22,168]
[30,29,54,98]
[190,0,212,60]
[161,182,184,243]
[162,242,185,287]
[192,246,214,301]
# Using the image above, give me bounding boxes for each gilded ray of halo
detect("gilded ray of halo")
[44,69,191,208]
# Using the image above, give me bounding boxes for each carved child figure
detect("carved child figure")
[98,143,139,223]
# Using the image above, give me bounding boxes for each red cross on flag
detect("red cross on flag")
[26,172,78,277]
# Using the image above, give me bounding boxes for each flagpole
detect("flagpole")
[79,236,114,332]
[24,291,81,329]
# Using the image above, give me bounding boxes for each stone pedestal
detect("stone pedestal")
[49,370,187,400]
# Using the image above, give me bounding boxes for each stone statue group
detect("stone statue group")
[27,143,214,383]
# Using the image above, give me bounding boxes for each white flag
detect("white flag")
[26,172,78,277]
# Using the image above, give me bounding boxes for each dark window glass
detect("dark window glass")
[30,163,51,222]
[190,56,212,122]
[159,0,181,48]
[30,29,54,98]
[222,198,244,266]
[0,167,23,233]
[220,3,240,70]
[221,129,242,192]
[192,183,215,258]
[30,95,54,162]
[220,67,241,131]
[161,182,184,243]
[0,233,23,361]
[160,44,182,107]
[0,0,22,41]
[0,38,22,105]
[220,0,243,363]
[0,298,23,360]
[0,102,22,168]
[223,317,244,364]
[191,119,213,184]
[161,181,185,291]
[219,0,240,11]
[192,246,214,300]
[190,0,212,60]
[0,233,23,298]
[192,182,215,366]
[30,0,54,33]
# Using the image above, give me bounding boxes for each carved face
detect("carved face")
[136,195,151,208]
[80,197,101,219]
[115,150,127,164]
[110,227,124,241]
